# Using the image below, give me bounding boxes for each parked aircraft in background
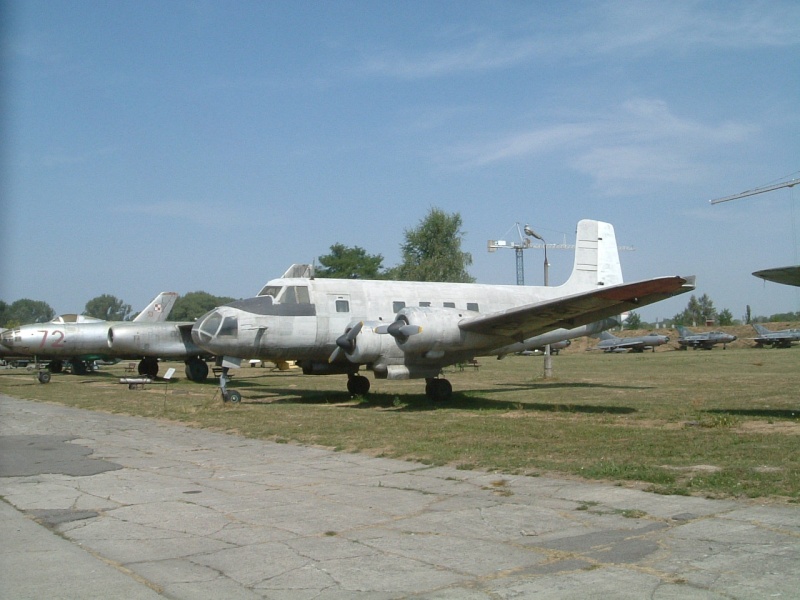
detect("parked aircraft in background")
[749,323,800,348]
[591,330,670,353]
[521,339,571,355]
[676,326,736,350]
[0,292,211,380]
[192,220,695,402]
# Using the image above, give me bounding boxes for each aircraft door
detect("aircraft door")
[316,294,352,346]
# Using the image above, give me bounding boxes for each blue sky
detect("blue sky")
[3,0,799,323]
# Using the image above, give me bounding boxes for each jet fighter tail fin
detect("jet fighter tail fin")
[598,330,619,341]
[752,323,771,336]
[561,220,624,293]
[133,292,179,322]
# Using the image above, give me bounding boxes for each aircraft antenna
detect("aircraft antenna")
[709,176,799,204]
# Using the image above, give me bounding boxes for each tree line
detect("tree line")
[0,292,236,329]
[1,208,472,328]
[3,207,795,330]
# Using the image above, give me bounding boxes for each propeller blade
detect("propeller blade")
[340,321,364,350]
[386,319,421,342]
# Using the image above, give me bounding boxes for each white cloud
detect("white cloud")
[446,98,759,195]
[357,2,800,80]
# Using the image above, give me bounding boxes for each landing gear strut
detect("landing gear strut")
[219,367,241,403]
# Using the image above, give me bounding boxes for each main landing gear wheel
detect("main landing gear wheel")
[425,378,452,402]
[71,360,89,375]
[37,370,51,384]
[184,358,209,382]
[347,374,371,396]
[138,357,159,378]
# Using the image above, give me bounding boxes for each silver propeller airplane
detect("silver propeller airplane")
[592,330,670,353]
[0,292,211,380]
[192,220,695,402]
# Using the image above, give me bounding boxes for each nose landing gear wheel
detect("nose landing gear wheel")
[223,390,242,403]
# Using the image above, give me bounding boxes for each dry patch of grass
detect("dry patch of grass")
[1,345,798,502]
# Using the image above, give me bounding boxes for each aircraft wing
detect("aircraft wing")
[459,276,693,342]
[612,339,646,350]
[752,265,800,287]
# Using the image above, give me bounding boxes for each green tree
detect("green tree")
[717,308,734,326]
[672,294,717,326]
[0,300,9,328]
[624,311,642,330]
[392,208,475,282]
[169,291,237,322]
[84,295,132,321]
[316,244,386,279]
[3,299,55,326]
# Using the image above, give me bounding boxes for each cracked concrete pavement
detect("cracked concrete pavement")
[1,394,798,599]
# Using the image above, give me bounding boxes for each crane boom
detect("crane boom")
[709,178,800,205]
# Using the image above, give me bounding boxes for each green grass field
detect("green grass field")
[2,344,798,502]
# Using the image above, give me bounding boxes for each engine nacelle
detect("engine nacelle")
[345,322,396,364]
[388,307,486,356]
[108,323,202,358]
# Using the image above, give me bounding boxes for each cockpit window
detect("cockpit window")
[258,285,283,298]
[196,312,222,343]
[281,286,310,304]
[218,316,238,337]
[256,285,310,304]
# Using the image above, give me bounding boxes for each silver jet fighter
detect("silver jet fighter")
[192,220,695,402]
[676,326,736,350]
[592,330,670,353]
[749,323,800,348]
[0,292,209,379]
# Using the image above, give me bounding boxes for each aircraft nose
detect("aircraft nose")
[1,330,16,348]
[192,309,239,351]
[192,310,222,346]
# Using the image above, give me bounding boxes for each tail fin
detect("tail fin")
[676,325,693,337]
[598,330,619,341]
[562,220,623,292]
[752,324,770,335]
[133,292,179,322]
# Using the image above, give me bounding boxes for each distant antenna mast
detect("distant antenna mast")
[488,223,634,286]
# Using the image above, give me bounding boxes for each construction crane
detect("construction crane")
[709,177,800,204]
[488,223,634,286]
[488,223,556,286]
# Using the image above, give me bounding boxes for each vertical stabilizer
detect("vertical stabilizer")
[133,292,179,322]
[562,220,623,292]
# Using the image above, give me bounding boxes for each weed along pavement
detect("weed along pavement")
[2,390,799,599]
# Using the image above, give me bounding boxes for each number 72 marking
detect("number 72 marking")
[38,330,66,349]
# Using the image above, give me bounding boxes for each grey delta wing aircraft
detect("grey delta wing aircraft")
[749,323,800,348]
[192,220,695,402]
[676,326,737,350]
[592,330,670,353]
[0,292,211,380]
